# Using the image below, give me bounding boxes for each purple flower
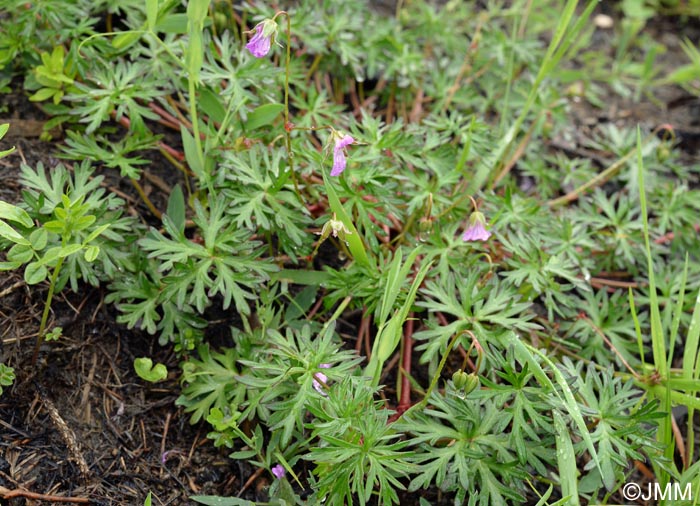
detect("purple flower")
[331,135,355,176]
[461,211,491,242]
[271,464,285,479]
[246,20,277,58]
[312,363,331,395]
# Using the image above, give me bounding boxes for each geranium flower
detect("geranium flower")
[461,211,491,242]
[246,20,277,58]
[271,464,285,479]
[331,134,355,176]
[312,363,331,395]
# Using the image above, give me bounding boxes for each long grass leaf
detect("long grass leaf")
[509,335,608,488]
[683,289,700,462]
[554,410,580,506]
[322,170,372,268]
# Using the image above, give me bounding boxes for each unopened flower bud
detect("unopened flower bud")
[462,373,480,395]
[452,370,470,389]
[452,370,480,396]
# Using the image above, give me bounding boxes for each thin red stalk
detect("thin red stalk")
[357,307,370,355]
[148,102,185,131]
[398,314,414,409]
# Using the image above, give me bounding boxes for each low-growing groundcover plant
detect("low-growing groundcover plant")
[2,0,700,504]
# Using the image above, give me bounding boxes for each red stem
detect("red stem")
[398,314,414,409]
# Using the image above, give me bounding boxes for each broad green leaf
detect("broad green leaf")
[112,30,142,50]
[29,227,48,250]
[29,87,57,102]
[39,244,83,265]
[0,201,33,228]
[683,288,700,460]
[157,13,188,33]
[271,269,332,285]
[43,220,64,234]
[146,0,158,31]
[0,221,29,245]
[84,245,100,262]
[166,184,186,234]
[285,284,318,321]
[8,243,33,263]
[73,214,97,231]
[84,223,111,243]
[24,262,48,284]
[244,103,284,131]
[181,125,203,180]
[199,88,226,124]
[367,252,432,385]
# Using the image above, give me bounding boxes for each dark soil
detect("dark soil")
[0,87,242,505]
[0,6,699,506]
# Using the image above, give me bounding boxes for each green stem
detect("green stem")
[547,127,662,208]
[275,11,301,200]
[31,256,64,366]
[188,77,207,187]
[401,329,465,418]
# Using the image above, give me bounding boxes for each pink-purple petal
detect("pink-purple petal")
[461,222,491,242]
[312,363,331,395]
[246,25,271,58]
[331,148,347,176]
[330,135,354,176]
[337,135,354,149]
[271,464,285,479]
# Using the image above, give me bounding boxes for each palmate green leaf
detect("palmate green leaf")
[239,323,362,445]
[176,346,243,424]
[562,361,663,492]
[480,351,555,476]
[67,61,162,135]
[140,196,275,315]
[107,265,163,334]
[399,394,526,505]
[60,130,157,179]
[221,145,311,254]
[508,336,610,490]
[563,289,642,366]
[415,271,539,364]
[19,162,100,215]
[308,397,413,506]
